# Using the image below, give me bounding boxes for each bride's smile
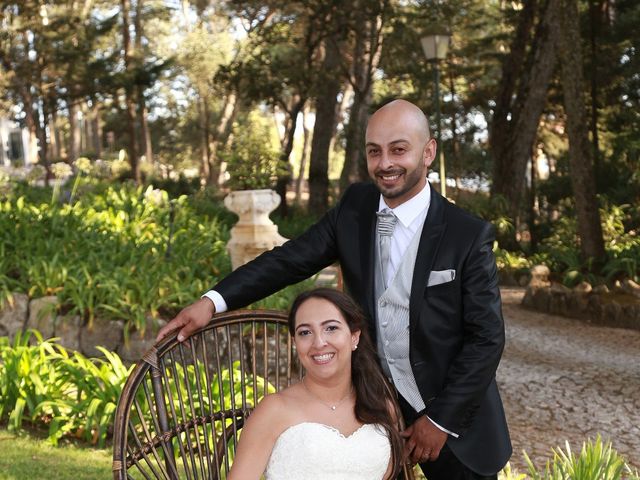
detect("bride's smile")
[311,352,335,364]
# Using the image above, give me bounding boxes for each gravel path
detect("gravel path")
[498,287,640,472]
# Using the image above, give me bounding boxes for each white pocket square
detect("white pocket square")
[427,269,456,287]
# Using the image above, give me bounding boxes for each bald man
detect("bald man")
[158,99,512,479]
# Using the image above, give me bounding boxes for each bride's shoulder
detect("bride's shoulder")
[248,383,306,432]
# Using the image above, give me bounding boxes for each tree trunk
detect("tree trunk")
[20,87,43,175]
[490,0,538,159]
[137,93,153,164]
[91,101,102,158]
[296,104,312,205]
[25,114,40,168]
[275,96,306,217]
[36,100,48,170]
[339,4,384,193]
[82,103,90,153]
[135,0,153,165]
[25,113,40,169]
[554,0,606,261]
[447,61,461,194]
[68,101,82,162]
[197,97,211,182]
[121,0,139,182]
[210,91,238,186]
[588,0,601,167]
[49,111,60,160]
[308,37,342,214]
[490,0,559,244]
[527,147,539,252]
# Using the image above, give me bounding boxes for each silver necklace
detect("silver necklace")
[302,377,353,411]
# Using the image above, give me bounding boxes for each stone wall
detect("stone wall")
[0,292,166,362]
[522,265,640,331]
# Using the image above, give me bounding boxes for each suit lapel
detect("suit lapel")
[409,185,446,331]
[358,186,380,335]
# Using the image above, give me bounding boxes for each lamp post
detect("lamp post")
[420,30,451,198]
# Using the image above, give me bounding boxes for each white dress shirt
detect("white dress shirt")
[377,182,431,287]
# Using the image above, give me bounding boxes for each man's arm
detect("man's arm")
[157,185,356,342]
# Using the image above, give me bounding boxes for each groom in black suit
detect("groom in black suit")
[158,99,511,479]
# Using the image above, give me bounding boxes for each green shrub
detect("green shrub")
[0,330,274,448]
[495,245,531,272]
[0,180,338,334]
[221,112,287,190]
[455,193,515,247]
[530,203,639,286]
[0,330,132,447]
[0,183,232,334]
[271,204,322,239]
[0,331,62,433]
[523,436,639,480]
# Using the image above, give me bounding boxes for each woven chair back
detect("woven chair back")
[112,310,298,480]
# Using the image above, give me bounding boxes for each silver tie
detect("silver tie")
[376,209,398,288]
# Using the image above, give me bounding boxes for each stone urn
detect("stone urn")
[224,189,287,270]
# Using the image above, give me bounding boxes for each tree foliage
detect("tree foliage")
[0,0,638,276]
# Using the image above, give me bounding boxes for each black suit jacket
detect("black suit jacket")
[214,182,512,475]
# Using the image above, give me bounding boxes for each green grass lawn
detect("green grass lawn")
[0,428,112,479]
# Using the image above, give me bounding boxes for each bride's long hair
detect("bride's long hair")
[288,288,405,480]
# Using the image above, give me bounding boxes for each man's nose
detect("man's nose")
[378,151,393,170]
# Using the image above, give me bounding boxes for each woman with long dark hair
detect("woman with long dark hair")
[229,287,405,480]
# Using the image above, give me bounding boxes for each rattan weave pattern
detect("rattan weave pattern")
[112,310,298,480]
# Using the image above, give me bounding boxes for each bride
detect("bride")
[228,288,404,480]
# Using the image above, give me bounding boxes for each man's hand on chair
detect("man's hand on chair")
[156,297,215,343]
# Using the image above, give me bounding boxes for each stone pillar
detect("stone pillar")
[522,264,551,309]
[224,189,287,270]
[529,265,551,288]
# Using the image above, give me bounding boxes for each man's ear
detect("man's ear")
[424,138,437,168]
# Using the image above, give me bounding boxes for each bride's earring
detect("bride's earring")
[352,344,358,351]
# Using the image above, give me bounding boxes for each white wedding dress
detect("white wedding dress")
[264,422,391,480]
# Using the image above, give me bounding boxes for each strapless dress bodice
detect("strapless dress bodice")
[264,422,390,480]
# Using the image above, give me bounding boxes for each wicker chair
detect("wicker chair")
[112,308,413,480]
[112,310,299,479]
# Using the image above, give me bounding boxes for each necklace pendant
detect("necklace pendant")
[331,406,336,410]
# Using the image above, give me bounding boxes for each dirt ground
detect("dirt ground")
[498,287,640,473]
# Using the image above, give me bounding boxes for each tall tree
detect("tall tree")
[222,1,336,216]
[553,0,605,260]
[209,91,238,185]
[1,2,49,171]
[308,34,343,214]
[490,0,559,236]
[176,3,235,185]
[134,0,154,164]
[121,0,140,182]
[339,0,388,192]
[296,104,313,204]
